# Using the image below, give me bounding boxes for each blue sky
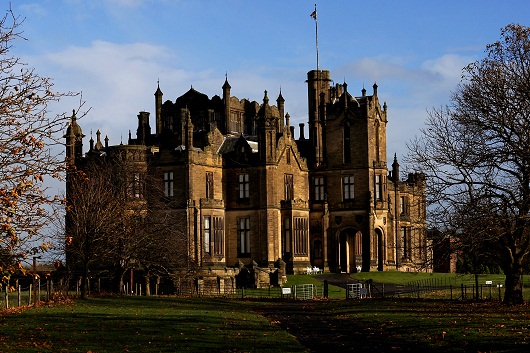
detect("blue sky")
[9,0,530,170]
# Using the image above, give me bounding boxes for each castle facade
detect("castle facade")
[65,68,428,288]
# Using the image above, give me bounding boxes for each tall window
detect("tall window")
[206,172,214,199]
[283,218,291,254]
[375,174,382,201]
[313,176,325,201]
[401,227,408,258]
[238,218,250,256]
[400,196,407,214]
[238,174,249,199]
[164,171,174,197]
[204,216,211,254]
[293,217,308,255]
[286,149,291,165]
[342,175,355,200]
[343,122,351,163]
[284,174,294,200]
[213,216,224,255]
[128,173,143,198]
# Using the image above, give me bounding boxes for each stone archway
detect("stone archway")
[375,228,384,271]
[338,228,362,273]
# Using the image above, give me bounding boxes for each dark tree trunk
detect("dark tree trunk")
[145,273,151,297]
[504,262,524,305]
[119,269,127,294]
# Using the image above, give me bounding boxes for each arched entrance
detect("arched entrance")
[338,228,362,273]
[375,228,384,271]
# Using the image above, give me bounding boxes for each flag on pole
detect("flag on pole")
[310,9,317,20]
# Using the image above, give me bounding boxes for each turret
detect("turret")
[257,90,277,163]
[181,108,193,149]
[392,154,400,183]
[277,89,285,129]
[155,82,163,135]
[64,110,84,166]
[136,111,151,145]
[222,75,231,134]
[307,70,330,166]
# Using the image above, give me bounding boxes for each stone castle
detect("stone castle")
[65,67,427,290]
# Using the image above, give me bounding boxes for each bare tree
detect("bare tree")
[408,24,530,305]
[62,153,189,297]
[64,159,128,298]
[0,6,79,277]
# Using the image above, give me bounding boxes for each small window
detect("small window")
[400,196,408,214]
[204,216,211,255]
[206,172,214,199]
[375,174,382,201]
[284,174,294,200]
[238,218,250,256]
[213,216,224,255]
[238,174,249,199]
[401,227,408,258]
[286,149,291,165]
[164,171,174,197]
[313,176,325,201]
[342,175,354,200]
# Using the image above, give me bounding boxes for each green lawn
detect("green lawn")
[1,296,529,352]
[0,297,307,353]
[349,271,512,287]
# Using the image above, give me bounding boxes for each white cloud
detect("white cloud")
[18,3,48,16]
[332,54,475,160]
[25,40,476,170]
[28,40,306,148]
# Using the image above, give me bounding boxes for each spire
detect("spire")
[155,79,163,96]
[89,130,94,151]
[277,87,284,103]
[95,130,104,150]
[223,73,231,134]
[155,80,163,135]
[392,154,400,183]
[277,88,285,128]
[223,72,231,89]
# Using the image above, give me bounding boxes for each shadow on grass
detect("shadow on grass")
[0,296,307,353]
[256,298,530,352]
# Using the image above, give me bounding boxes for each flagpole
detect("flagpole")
[314,4,319,71]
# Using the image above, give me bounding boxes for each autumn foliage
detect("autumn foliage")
[0,7,78,277]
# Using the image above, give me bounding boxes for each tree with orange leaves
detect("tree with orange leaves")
[0,6,80,278]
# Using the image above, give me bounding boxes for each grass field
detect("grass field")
[1,296,529,352]
[349,271,514,287]
[0,296,307,353]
